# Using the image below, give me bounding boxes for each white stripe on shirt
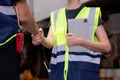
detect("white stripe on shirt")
[0,6,16,15]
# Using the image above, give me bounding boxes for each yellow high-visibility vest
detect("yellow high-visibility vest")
[50,6,101,80]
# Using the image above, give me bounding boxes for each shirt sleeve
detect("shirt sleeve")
[11,0,21,5]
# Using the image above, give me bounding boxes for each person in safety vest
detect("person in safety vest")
[0,0,40,80]
[32,0,111,80]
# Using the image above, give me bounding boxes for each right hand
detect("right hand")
[31,28,44,46]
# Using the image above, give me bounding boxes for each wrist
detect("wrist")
[78,37,84,45]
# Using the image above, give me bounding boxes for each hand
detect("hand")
[31,28,44,46]
[66,33,82,47]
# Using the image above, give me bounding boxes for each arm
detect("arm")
[66,25,111,53]
[14,0,40,35]
[80,25,111,53]
[41,27,54,49]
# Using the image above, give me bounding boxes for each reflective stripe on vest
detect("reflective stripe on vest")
[50,7,101,80]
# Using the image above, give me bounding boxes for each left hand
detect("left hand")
[66,33,80,47]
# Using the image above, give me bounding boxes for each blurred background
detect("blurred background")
[20,0,120,80]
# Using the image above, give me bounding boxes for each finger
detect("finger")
[39,28,43,32]
[32,40,40,46]
[32,40,37,46]
[66,33,72,37]
[31,34,33,37]
[32,35,41,41]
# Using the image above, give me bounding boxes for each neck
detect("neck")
[67,0,81,10]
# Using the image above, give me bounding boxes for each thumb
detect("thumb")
[39,28,43,32]
[66,33,72,37]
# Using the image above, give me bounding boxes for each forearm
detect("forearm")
[79,25,111,53]
[20,19,39,35]
[41,37,54,49]
[41,27,54,49]
[15,0,39,35]
[78,38,111,53]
